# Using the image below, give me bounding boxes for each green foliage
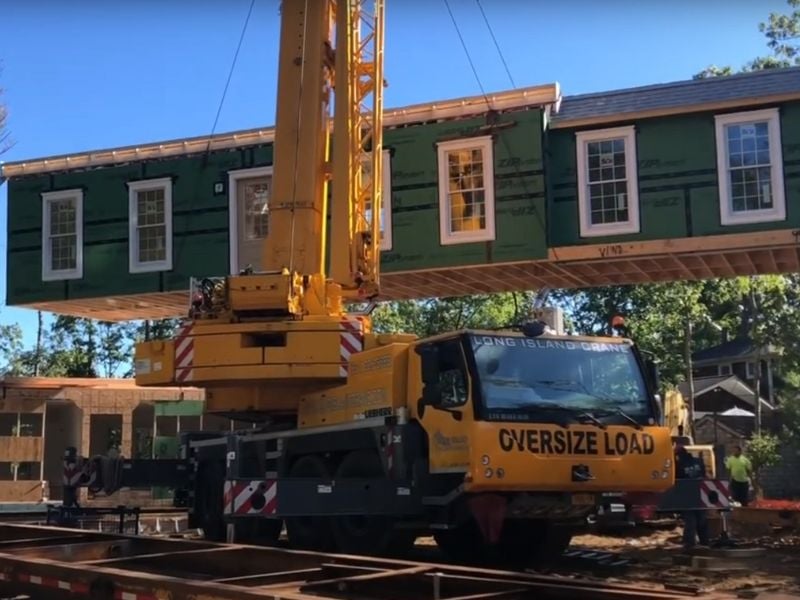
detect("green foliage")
[0,62,12,156]
[746,432,782,497]
[694,0,800,77]
[1,315,145,378]
[371,292,536,338]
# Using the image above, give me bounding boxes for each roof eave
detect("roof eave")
[0,83,561,179]
[551,90,800,129]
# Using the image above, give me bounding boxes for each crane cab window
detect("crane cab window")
[419,339,470,409]
[439,367,468,407]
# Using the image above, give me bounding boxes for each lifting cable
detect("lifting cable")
[443,0,566,278]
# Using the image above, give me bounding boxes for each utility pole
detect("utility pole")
[684,317,695,440]
[750,283,762,435]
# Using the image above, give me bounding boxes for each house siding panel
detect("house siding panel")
[548,103,800,246]
[6,108,545,304]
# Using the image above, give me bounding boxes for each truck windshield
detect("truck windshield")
[468,334,654,425]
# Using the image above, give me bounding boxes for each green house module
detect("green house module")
[2,67,800,322]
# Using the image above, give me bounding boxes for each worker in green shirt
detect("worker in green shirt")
[724,445,752,506]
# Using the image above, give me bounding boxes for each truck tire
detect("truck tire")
[197,460,226,542]
[234,518,283,546]
[433,519,488,564]
[285,454,335,551]
[498,520,573,566]
[330,449,415,556]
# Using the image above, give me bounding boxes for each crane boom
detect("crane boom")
[134,0,388,402]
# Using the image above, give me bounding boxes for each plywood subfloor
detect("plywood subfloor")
[18,229,800,321]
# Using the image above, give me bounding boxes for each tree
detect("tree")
[746,432,782,499]
[695,0,800,77]
[0,62,12,156]
[371,292,536,338]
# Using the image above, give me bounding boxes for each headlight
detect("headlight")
[651,470,660,479]
[664,458,672,468]
[661,470,670,479]
[484,467,493,478]
[481,455,491,466]
[496,468,505,479]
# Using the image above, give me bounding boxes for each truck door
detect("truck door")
[415,338,473,474]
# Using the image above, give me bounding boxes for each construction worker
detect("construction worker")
[675,443,710,550]
[724,445,752,507]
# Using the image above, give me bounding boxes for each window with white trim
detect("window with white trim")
[128,177,173,273]
[575,126,640,237]
[437,136,496,245]
[715,108,786,226]
[362,149,393,251]
[41,189,83,281]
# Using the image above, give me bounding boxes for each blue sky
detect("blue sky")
[0,0,790,348]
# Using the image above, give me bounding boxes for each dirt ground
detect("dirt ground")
[566,521,800,598]
[413,519,800,597]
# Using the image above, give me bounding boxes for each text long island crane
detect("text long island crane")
[61,0,727,564]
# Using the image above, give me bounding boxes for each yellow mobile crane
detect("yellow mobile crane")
[62,0,681,564]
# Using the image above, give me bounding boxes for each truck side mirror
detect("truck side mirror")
[645,358,660,391]
[416,344,441,418]
[418,344,440,385]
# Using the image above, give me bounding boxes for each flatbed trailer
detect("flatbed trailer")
[0,522,728,600]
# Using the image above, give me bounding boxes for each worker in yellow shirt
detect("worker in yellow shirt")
[724,445,752,506]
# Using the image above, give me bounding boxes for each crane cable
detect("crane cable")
[443,0,569,303]
[205,0,257,154]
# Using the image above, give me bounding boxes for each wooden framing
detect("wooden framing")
[14,229,800,321]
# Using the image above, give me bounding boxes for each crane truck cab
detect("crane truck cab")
[405,323,674,562]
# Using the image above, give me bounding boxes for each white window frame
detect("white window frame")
[718,363,732,376]
[227,166,273,275]
[436,135,496,245]
[715,108,786,226]
[363,149,393,252]
[575,125,640,237]
[128,177,173,273]
[41,189,83,281]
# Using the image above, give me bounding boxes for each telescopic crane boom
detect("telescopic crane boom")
[135,0,390,412]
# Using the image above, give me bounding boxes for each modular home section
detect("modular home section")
[4,69,800,321]
[545,67,800,286]
[1,85,560,321]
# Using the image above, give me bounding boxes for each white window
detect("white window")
[575,126,640,237]
[363,149,393,251]
[41,189,83,281]
[719,363,732,376]
[128,177,173,273]
[436,136,496,245]
[715,108,786,226]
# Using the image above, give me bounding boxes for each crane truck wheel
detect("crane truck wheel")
[497,520,573,566]
[330,449,416,557]
[197,459,226,542]
[433,518,489,564]
[233,518,283,546]
[285,454,335,552]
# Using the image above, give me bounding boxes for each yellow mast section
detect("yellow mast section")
[262,0,385,312]
[134,0,387,393]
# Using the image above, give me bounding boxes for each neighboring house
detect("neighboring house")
[691,337,782,404]
[678,374,775,417]
[0,377,219,505]
[2,68,800,321]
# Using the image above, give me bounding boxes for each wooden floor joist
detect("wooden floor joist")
[17,229,800,321]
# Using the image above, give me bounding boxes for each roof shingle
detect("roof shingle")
[553,66,800,125]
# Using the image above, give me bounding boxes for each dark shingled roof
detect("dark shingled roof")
[677,374,774,411]
[697,414,757,439]
[691,337,779,363]
[552,66,800,124]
